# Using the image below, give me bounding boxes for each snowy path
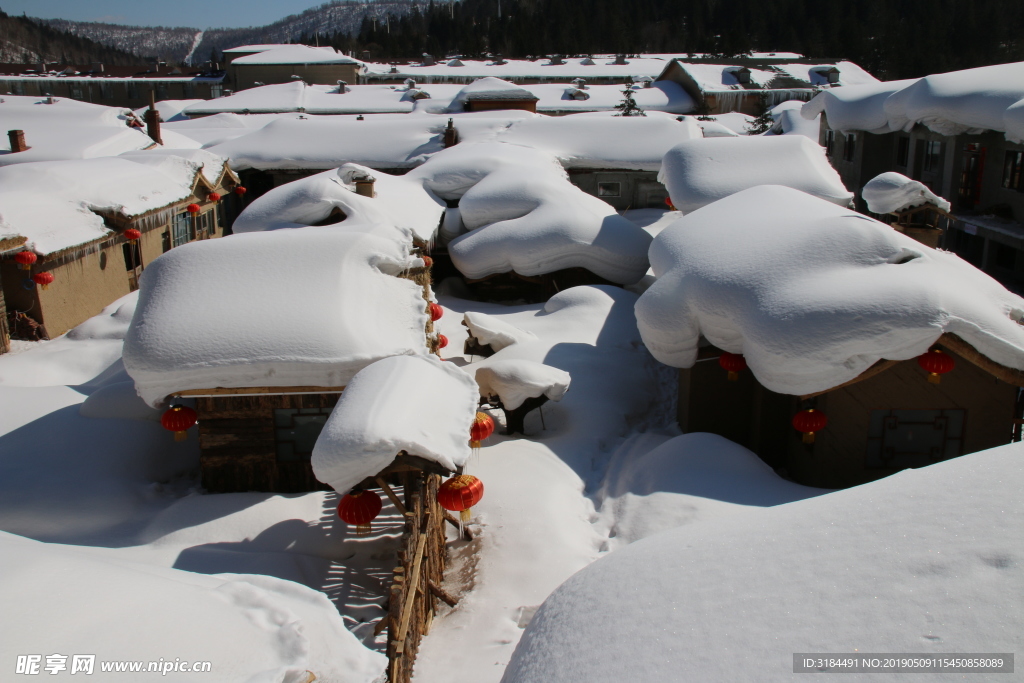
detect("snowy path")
[184,31,204,66]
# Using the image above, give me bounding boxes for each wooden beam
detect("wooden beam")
[394,532,428,654]
[800,359,900,399]
[940,333,1024,387]
[376,476,408,516]
[173,385,345,397]
[427,580,459,607]
[443,511,473,540]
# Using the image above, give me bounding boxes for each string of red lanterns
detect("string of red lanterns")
[437,333,448,349]
[429,302,444,322]
[14,251,37,270]
[207,192,221,202]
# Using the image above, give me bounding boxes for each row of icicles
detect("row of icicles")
[718,348,956,444]
[337,412,496,535]
[9,187,248,292]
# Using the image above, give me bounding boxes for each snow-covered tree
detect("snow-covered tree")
[614,86,646,117]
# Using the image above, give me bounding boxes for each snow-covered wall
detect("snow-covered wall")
[635,185,1024,396]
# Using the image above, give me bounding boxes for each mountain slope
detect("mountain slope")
[0,9,143,65]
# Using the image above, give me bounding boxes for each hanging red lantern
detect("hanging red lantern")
[234,186,247,196]
[337,490,383,536]
[718,352,747,381]
[186,203,201,214]
[14,251,37,270]
[792,408,828,444]
[207,192,221,202]
[161,405,197,441]
[917,348,955,384]
[421,255,433,268]
[437,474,484,522]
[32,272,54,290]
[429,302,443,321]
[470,411,495,448]
[665,196,677,211]
[124,228,142,241]
[437,333,448,349]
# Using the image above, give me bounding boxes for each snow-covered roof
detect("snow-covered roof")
[162,112,288,147]
[222,44,286,54]
[471,111,702,171]
[764,100,820,139]
[474,359,570,410]
[311,355,479,495]
[658,135,852,213]
[803,61,1024,142]
[464,312,539,351]
[453,77,538,105]
[671,60,879,92]
[118,147,231,187]
[635,185,1024,396]
[123,227,430,406]
[0,95,154,165]
[862,172,952,214]
[133,99,204,123]
[409,142,653,284]
[231,45,363,66]
[232,163,445,245]
[363,55,672,80]
[505,440,1024,683]
[0,156,212,256]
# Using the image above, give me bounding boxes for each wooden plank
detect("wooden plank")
[394,532,428,654]
[376,477,409,515]
[427,580,459,607]
[175,385,345,397]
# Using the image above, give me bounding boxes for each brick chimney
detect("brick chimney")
[443,118,458,148]
[7,129,29,153]
[353,173,376,197]
[145,90,162,145]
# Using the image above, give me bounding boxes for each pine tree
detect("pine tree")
[745,93,775,134]
[614,85,646,117]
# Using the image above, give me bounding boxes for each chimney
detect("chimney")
[614,54,628,65]
[443,118,458,148]
[90,62,103,73]
[337,80,348,93]
[145,90,162,145]
[354,173,376,197]
[7,129,29,153]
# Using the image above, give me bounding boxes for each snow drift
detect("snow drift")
[862,171,951,214]
[635,185,1024,396]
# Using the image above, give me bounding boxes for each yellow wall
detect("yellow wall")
[33,243,134,338]
[231,63,361,90]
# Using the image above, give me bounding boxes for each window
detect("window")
[126,81,139,100]
[210,84,223,99]
[122,241,141,270]
[597,182,621,197]
[70,86,84,100]
[923,140,943,172]
[274,408,331,461]
[842,133,856,162]
[895,136,910,167]
[824,129,835,157]
[1003,150,1024,191]
[12,81,24,95]
[171,211,192,247]
[866,409,964,470]
[99,82,112,99]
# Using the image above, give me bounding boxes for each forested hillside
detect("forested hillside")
[0,9,143,64]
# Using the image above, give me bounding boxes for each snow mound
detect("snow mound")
[2,531,385,683]
[695,119,739,137]
[451,77,538,110]
[658,136,852,213]
[474,359,571,410]
[123,227,429,406]
[232,163,445,245]
[801,79,918,133]
[635,185,1024,396]
[312,355,479,495]
[764,100,820,139]
[862,171,952,214]
[463,311,539,351]
[410,143,652,284]
[503,441,1024,683]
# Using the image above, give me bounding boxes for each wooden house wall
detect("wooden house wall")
[464,99,538,113]
[196,392,340,493]
[231,63,362,90]
[679,345,1018,489]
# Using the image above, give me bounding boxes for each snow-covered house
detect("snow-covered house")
[0,153,237,340]
[636,185,1024,488]
[451,77,540,113]
[122,225,438,493]
[655,58,878,115]
[228,45,365,91]
[862,171,954,248]
[803,62,1024,291]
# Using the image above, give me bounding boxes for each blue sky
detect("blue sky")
[1,0,330,29]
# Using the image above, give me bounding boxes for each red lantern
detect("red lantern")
[161,405,197,442]
[437,474,484,522]
[207,192,221,202]
[429,302,443,322]
[337,490,383,536]
[186,203,201,214]
[718,352,747,381]
[792,408,828,444]
[124,228,142,241]
[470,411,495,448]
[665,196,676,211]
[234,186,247,196]
[421,255,433,268]
[32,272,54,290]
[14,251,37,270]
[437,333,448,349]
[917,348,955,384]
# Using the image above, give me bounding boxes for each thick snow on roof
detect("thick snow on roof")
[363,55,672,80]
[676,62,778,91]
[409,142,653,284]
[526,82,695,114]
[118,147,229,186]
[0,156,202,255]
[863,171,952,214]
[123,227,429,406]
[232,163,445,245]
[231,44,362,65]
[659,136,852,213]
[694,118,739,137]
[635,185,1024,395]
[772,60,880,87]
[503,441,1024,683]
[312,355,478,495]
[1,531,386,683]
[162,111,289,146]
[475,359,570,410]
[765,99,820,138]
[473,111,702,171]
[463,311,539,351]
[133,98,204,122]
[801,79,920,133]
[0,95,154,165]
[452,77,538,106]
